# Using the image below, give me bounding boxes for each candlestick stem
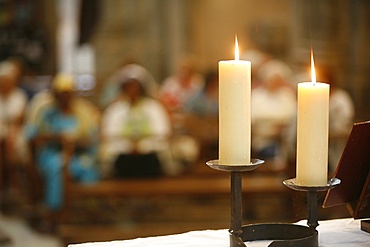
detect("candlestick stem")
[307,191,319,229]
[206,159,264,247]
[230,171,245,247]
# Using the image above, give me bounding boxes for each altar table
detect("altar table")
[68,218,370,247]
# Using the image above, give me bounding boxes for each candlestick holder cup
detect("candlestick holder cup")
[206,159,323,247]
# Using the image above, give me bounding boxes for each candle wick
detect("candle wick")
[235,36,239,61]
[310,48,316,85]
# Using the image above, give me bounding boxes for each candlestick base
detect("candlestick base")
[283,178,341,230]
[240,223,318,247]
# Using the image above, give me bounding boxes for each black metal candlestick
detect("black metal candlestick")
[206,159,264,246]
[206,159,324,247]
[283,178,341,230]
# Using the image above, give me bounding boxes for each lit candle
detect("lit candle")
[218,37,251,165]
[296,50,330,186]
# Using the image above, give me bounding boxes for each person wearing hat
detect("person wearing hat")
[25,73,100,218]
[100,64,182,178]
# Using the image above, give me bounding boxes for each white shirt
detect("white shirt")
[101,97,171,162]
[251,86,296,149]
[0,88,27,139]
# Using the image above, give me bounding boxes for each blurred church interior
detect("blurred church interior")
[0,0,369,246]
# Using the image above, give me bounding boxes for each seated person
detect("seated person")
[0,59,28,194]
[185,70,219,117]
[100,64,179,178]
[318,67,355,174]
[183,70,219,159]
[25,74,100,212]
[159,56,204,136]
[159,56,204,115]
[251,60,296,170]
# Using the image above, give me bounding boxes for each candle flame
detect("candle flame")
[235,36,239,61]
[311,48,316,85]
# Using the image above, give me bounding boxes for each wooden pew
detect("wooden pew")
[66,175,287,198]
[61,172,290,224]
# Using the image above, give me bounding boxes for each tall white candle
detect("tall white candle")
[218,37,251,165]
[296,52,330,186]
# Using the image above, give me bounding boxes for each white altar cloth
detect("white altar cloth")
[69,218,370,247]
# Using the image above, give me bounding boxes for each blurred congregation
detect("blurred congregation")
[0,0,369,244]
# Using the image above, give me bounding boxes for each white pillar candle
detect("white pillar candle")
[296,52,330,186]
[218,38,251,165]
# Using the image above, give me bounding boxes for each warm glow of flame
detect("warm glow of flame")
[311,48,316,84]
[235,36,239,61]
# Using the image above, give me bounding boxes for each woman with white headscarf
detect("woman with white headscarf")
[100,64,180,178]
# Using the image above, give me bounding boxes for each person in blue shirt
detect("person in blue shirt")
[26,74,100,213]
